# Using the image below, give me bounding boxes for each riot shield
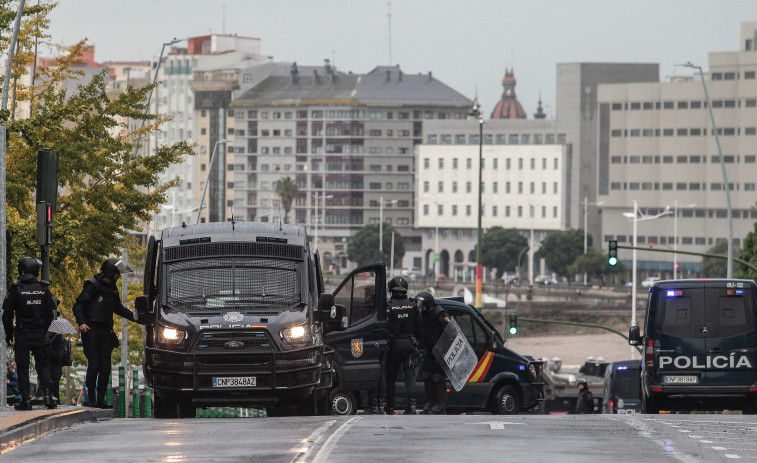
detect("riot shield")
[432,317,478,391]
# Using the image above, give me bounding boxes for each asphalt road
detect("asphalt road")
[7,413,757,462]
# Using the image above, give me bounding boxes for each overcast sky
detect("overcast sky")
[45,0,756,117]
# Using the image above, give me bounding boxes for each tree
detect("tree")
[478,226,528,279]
[567,248,626,285]
[347,223,405,267]
[537,229,589,278]
[275,176,298,224]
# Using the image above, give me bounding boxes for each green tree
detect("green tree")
[701,240,731,278]
[738,225,757,280]
[567,248,626,285]
[275,176,298,224]
[538,229,589,278]
[478,226,528,279]
[347,223,405,267]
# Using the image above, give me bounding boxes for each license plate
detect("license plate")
[663,375,698,384]
[213,376,256,387]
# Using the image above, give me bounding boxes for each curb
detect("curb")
[0,408,114,454]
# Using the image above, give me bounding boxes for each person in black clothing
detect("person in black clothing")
[416,290,450,415]
[2,257,58,410]
[73,257,137,408]
[47,328,68,403]
[384,276,422,415]
[574,380,595,414]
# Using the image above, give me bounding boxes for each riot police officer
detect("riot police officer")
[2,257,57,410]
[416,290,450,414]
[73,258,136,408]
[384,276,422,415]
[574,380,595,414]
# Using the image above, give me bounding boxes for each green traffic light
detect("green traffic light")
[509,326,518,335]
[609,256,618,266]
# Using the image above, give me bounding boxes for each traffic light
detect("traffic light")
[508,314,518,335]
[608,240,618,266]
[36,202,52,246]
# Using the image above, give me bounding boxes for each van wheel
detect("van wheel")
[642,396,660,414]
[329,390,357,415]
[491,385,520,415]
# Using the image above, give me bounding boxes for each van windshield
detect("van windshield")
[165,257,302,311]
[654,286,755,338]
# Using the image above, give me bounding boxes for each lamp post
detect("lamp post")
[623,200,672,357]
[196,139,230,224]
[672,200,696,279]
[432,200,442,282]
[470,99,484,312]
[583,197,605,285]
[379,196,398,258]
[678,62,732,277]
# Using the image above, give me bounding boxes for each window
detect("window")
[466,158,472,169]
[491,205,497,217]
[663,101,674,109]
[466,182,471,193]
[438,158,444,169]
[438,181,444,193]
[745,71,756,79]
[466,205,471,216]
[452,205,458,216]
[453,158,458,169]
[437,204,443,215]
[452,181,458,193]
[423,205,429,215]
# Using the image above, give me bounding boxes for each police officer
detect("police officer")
[416,290,450,414]
[384,276,422,415]
[574,380,595,414]
[2,257,57,410]
[73,257,137,408]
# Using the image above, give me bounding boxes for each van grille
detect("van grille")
[192,330,273,352]
[165,242,302,262]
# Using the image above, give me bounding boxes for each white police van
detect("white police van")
[628,279,757,413]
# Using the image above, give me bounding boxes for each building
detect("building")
[229,64,472,271]
[597,21,757,275]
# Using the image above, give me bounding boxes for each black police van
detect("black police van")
[136,222,336,418]
[323,264,545,415]
[601,360,641,414]
[629,279,757,413]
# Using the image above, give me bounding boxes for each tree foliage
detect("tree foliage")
[347,223,405,267]
[478,226,528,279]
[538,229,589,278]
[275,176,298,224]
[567,248,626,285]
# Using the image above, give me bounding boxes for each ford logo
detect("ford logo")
[224,341,245,349]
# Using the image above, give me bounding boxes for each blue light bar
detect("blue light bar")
[617,365,628,370]
[519,365,525,371]
[667,290,683,297]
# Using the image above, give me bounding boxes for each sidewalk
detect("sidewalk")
[0,405,114,454]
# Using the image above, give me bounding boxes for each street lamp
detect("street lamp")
[314,192,333,251]
[677,62,732,277]
[672,200,696,280]
[623,200,672,357]
[470,98,484,312]
[583,197,605,285]
[196,139,230,224]
[379,196,398,257]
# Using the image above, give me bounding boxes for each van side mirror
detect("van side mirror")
[316,293,336,322]
[135,295,153,325]
[628,326,641,345]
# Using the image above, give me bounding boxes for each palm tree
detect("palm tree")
[275,176,299,224]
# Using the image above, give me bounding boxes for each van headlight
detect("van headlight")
[280,322,310,344]
[159,326,187,344]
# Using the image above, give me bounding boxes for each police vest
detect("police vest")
[14,280,51,331]
[387,297,419,338]
[84,276,119,324]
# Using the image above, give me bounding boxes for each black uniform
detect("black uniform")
[384,294,422,414]
[421,303,450,414]
[73,274,135,406]
[2,274,57,408]
[47,332,68,402]
[575,385,594,414]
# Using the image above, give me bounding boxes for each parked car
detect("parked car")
[640,276,661,288]
[534,275,556,285]
[503,275,520,285]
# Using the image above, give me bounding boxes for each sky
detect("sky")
[44,0,757,117]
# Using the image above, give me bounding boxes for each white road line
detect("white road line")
[611,416,700,463]
[290,420,337,463]
[725,455,742,459]
[311,416,362,463]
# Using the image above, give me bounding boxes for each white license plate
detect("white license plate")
[213,376,256,387]
[663,375,698,384]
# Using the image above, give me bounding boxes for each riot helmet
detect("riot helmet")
[18,256,41,277]
[387,276,408,294]
[416,290,435,311]
[577,380,588,390]
[100,257,133,279]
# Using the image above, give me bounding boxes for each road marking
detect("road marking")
[290,420,336,463]
[466,421,524,429]
[725,455,741,459]
[311,416,362,463]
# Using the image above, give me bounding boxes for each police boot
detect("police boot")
[43,388,57,409]
[14,398,32,411]
[403,398,417,415]
[366,398,380,414]
[378,399,387,415]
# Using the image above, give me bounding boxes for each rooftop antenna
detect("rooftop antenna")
[387,1,392,66]
[278,202,283,231]
[222,4,226,34]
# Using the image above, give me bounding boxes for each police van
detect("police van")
[601,360,641,414]
[323,264,545,415]
[628,279,757,414]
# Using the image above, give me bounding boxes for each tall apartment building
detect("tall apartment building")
[229,64,472,271]
[597,22,757,275]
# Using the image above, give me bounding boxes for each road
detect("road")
[7,413,757,462]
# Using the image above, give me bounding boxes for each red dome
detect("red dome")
[490,68,527,120]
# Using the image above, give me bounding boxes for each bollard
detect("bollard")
[144,387,152,418]
[210,407,216,418]
[132,368,139,418]
[118,366,126,418]
[195,408,201,418]
[106,375,113,406]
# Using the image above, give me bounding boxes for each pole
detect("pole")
[583,196,588,285]
[631,200,638,359]
[121,248,129,368]
[0,0,26,409]
[195,139,228,224]
[379,195,383,256]
[475,113,483,312]
[314,192,319,250]
[390,231,395,279]
[673,200,678,280]
[434,223,439,283]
